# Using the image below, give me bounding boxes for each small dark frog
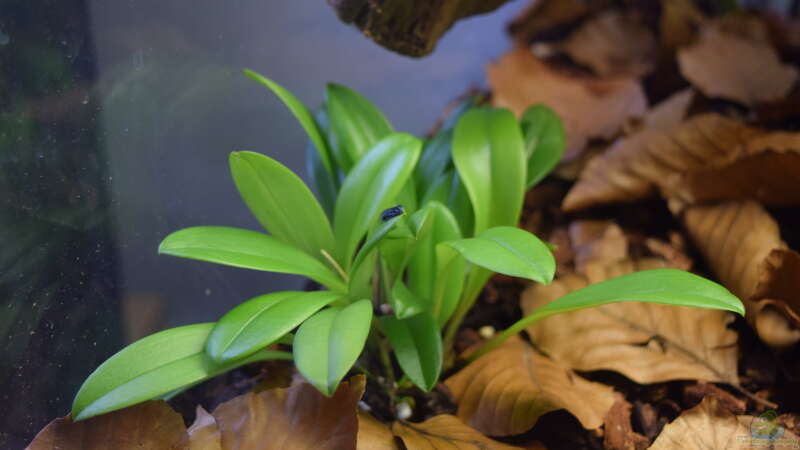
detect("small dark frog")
[380,205,404,222]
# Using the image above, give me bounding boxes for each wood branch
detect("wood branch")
[327,0,510,57]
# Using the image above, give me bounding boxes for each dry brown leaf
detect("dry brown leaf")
[660,0,706,49]
[392,415,523,449]
[187,406,221,450]
[670,131,800,206]
[684,201,800,349]
[445,336,615,436]
[569,220,628,273]
[211,375,365,450]
[641,88,694,131]
[713,13,772,43]
[488,47,647,158]
[648,396,800,449]
[560,10,657,77]
[644,233,693,271]
[678,24,798,105]
[26,400,188,450]
[357,412,399,450]
[507,0,598,44]
[523,258,740,386]
[563,114,760,211]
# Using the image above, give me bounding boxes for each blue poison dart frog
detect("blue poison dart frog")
[380,205,404,222]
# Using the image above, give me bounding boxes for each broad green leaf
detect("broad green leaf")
[471,269,746,362]
[415,95,480,195]
[333,133,422,267]
[380,313,442,391]
[416,131,453,196]
[452,108,526,234]
[294,300,373,396]
[521,105,566,188]
[432,245,466,327]
[379,233,416,279]
[445,226,555,284]
[306,108,340,219]
[348,250,376,300]
[243,69,334,175]
[350,213,406,278]
[531,269,744,318]
[207,291,341,362]
[409,206,434,239]
[447,173,475,237]
[72,323,291,421]
[325,83,393,171]
[407,202,462,300]
[159,226,346,291]
[395,181,418,215]
[389,279,427,319]
[420,170,452,206]
[230,151,336,263]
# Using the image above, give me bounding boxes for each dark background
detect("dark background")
[0,0,523,446]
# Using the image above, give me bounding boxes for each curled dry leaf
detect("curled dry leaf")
[569,220,628,273]
[507,0,598,44]
[659,0,706,49]
[210,375,365,450]
[523,258,740,385]
[678,24,798,105]
[559,10,657,77]
[392,415,523,449]
[445,336,615,436]
[684,201,800,349]
[26,400,188,450]
[641,88,694,131]
[488,47,647,159]
[648,396,800,449]
[357,412,399,450]
[187,406,221,450]
[563,114,765,212]
[670,131,800,206]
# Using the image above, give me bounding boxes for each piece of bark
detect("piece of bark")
[327,0,509,57]
[604,393,650,450]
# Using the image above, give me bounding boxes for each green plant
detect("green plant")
[70,70,745,421]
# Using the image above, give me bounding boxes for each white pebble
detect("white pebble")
[396,401,412,420]
[478,325,495,339]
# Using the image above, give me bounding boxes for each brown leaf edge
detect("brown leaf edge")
[445,336,615,436]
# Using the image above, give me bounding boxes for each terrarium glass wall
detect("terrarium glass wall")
[0,0,523,446]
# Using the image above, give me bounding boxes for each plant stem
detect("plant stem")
[377,336,396,387]
[320,249,349,284]
[442,268,491,368]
